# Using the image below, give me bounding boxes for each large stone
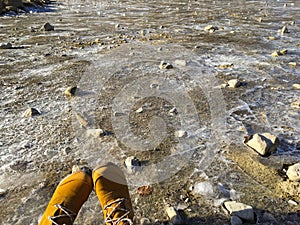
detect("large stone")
[224,201,254,222]
[286,163,300,182]
[244,133,279,156]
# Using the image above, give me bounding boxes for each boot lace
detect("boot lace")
[48,203,76,225]
[104,198,133,225]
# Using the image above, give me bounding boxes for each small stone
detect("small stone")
[23,108,40,117]
[292,84,300,90]
[191,181,215,197]
[150,83,159,89]
[268,36,276,40]
[140,217,151,225]
[244,133,279,156]
[136,107,144,113]
[75,113,88,127]
[115,24,120,29]
[64,86,77,97]
[0,188,7,197]
[165,206,186,225]
[272,50,288,57]
[286,163,300,181]
[288,199,298,206]
[231,215,243,225]
[175,130,187,138]
[289,62,297,67]
[43,22,54,31]
[218,63,234,69]
[72,165,80,173]
[159,61,173,69]
[86,129,104,138]
[0,42,12,49]
[169,107,178,115]
[137,185,153,196]
[224,201,254,222]
[204,25,218,33]
[291,100,300,109]
[228,79,241,88]
[125,156,141,174]
[174,59,187,66]
[280,25,289,35]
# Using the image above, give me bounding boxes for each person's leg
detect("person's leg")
[39,167,93,225]
[93,163,135,225]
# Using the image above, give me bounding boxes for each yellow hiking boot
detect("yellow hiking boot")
[39,167,93,225]
[93,163,135,225]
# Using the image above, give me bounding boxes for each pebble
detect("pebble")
[0,42,13,49]
[43,22,54,31]
[136,107,144,113]
[150,83,159,89]
[23,108,40,117]
[169,107,178,115]
[286,163,300,182]
[228,79,241,88]
[231,215,243,225]
[175,130,187,138]
[86,128,104,138]
[271,49,288,57]
[140,217,151,225]
[291,99,300,109]
[191,181,214,197]
[75,113,88,127]
[165,206,185,225]
[244,133,279,156]
[268,36,276,40]
[288,199,298,206]
[218,63,234,69]
[72,165,81,173]
[224,201,254,222]
[288,62,297,67]
[0,188,7,197]
[279,25,289,35]
[125,156,141,174]
[204,25,218,33]
[64,86,77,97]
[292,84,300,90]
[159,61,173,69]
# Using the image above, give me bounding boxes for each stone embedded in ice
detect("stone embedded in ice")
[125,156,141,174]
[244,133,279,156]
[286,163,300,182]
[224,201,254,222]
[192,181,214,197]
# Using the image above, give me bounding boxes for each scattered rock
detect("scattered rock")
[293,84,300,90]
[288,199,298,206]
[169,107,178,115]
[140,217,151,225]
[23,108,40,117]
[64,86,77,97]
[268,36,276,40]
[288,62,297,67]
[228,79,241,88]
[224,201,254,222]
[150,83,159,89]
[271,49,288,57]
[174,59,187,66]
[244,133,279,156]
[0,42,12,49]
[86,128,104,138]
[137,185,153,196]
[43,22,54,31]
[136,107,144,113]
[291,98,300,109]
[286,163,300,181]
[0,188,7,197]
[159,61,173,69]
[218,63,234,69]
[279,25,289,35]
[204,25,218,33]
[125,156,141,174]
[175,130,187,138]
[191,181,215,197]
[165,206,186,225]
[231,215,243,225]
[72,165,81,173]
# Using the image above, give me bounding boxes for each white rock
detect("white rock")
[0,188,7,197]
[224,201,254,222]
[228,79,241,88]
[165,206,185,225]
[86,129,104,138]
[244,133,279,156]
[23,108,40,117]
[64,86,77,97]
[293,84,300,90]
[136,107,144,113]
[192,181,214,197]
[175,130,187,138]
[159,61,173,69]
[280,25,289,35]
[288,199,298,206]
[286,163,300,181]
[125,156,141,174]
[231,215,243,225]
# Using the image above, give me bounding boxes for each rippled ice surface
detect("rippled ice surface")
[0,0,299,224]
